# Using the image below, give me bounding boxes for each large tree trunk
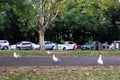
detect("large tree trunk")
[39,30,45,50]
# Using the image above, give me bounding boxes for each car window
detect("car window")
[22,43,31,45]
[85,42,91,45]
[45,42,49,44]
[59,42,64,44]
[4,40,7,43]
[85,41,94,45]
[68,42,73,44]
[45,41,52,44]
[0,40,7,43]
[17,42,22,44]
[0,41,4,43]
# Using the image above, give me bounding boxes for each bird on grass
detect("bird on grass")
[52,54,61,62]
[47,51,51,54]
[13,52,21,58]
[97,55,103,65]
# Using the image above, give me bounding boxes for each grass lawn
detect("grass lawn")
[0,66,120,80]
[0,50,120,56]
[0,50,120,80]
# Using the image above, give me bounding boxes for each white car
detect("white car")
[10,41,39,50]
[0,40,9,50]
[58,41,77,50]
[109,41,119,50]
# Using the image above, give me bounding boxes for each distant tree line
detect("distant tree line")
[0,0,120,45]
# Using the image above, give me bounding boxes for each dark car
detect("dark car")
[81,41,101,50]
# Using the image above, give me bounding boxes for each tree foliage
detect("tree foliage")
[0,0,37,44]
[50,0,120,44]
[0,0,120,45]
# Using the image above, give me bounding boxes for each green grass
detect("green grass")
[0,50,120,80]
[0,66,120,80]
[68,50,120,56]
[0,50,46,56]
[0,50,120,57]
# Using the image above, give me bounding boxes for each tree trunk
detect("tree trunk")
[39,30,45,50]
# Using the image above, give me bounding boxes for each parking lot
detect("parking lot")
[1,39,120,51]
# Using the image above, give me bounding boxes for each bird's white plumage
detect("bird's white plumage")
[52,54,61,62]
[97,55,103,65]
[47,51,51,54]
[14,52,21,58]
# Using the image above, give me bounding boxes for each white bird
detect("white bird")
[52,54,61,62]
[13,52,21,58]
[97,55,103,65]
[47,51,53,54]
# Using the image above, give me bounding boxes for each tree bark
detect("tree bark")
[39,30,45,50]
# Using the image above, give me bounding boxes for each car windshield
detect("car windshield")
[59,41,73,44]
[45,41,52,44]
[0,40,7,43]
[17,41,30,44]
[17,42,22,44]
[85,42,94,45]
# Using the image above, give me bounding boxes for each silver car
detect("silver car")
[0,40,9,50]
[45,41,58,50]
[11,41,37,50]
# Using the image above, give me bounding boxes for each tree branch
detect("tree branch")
[51,9,59,22]
[43,1,52,31]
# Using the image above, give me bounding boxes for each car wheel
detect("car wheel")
[91,47,94,50]
[4,46,8,50]
[63,47,66,50]
[30,47,33,50]
[51,46,54,50]
[17,47,20,50]
[52,46,57,50]
[73,46,76,50]
[109,48,113,50]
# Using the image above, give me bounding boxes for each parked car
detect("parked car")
[58,41,77,50]
[109,41,120,50]
[44,41,58,50]
[10,41,38,50]
[0,40,9,50]
[76,45,81,50]
[81,41,101,50]
[102,43,109,50]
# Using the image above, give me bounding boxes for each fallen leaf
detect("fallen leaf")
[84,72,90,76]
[71,68,76,71]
